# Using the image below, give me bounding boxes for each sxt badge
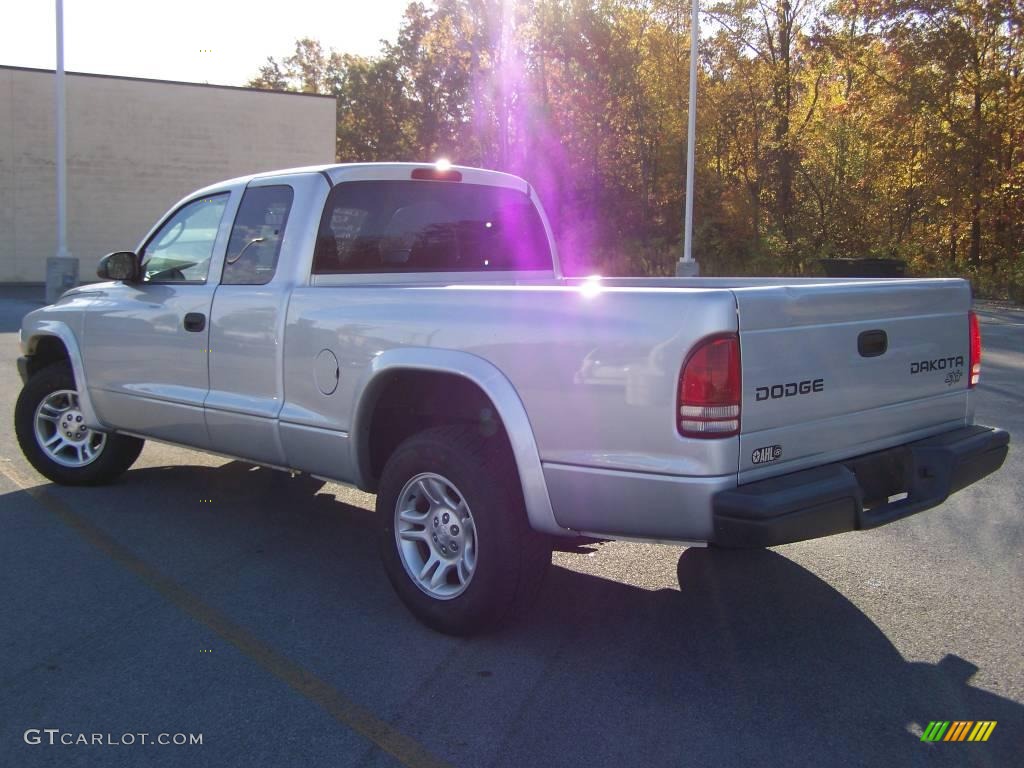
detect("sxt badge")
[752,445,782,465]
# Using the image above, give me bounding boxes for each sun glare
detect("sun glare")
[580,275,603,298]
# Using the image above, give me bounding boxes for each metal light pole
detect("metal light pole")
[676,0,700,277]
[46,0,78,303]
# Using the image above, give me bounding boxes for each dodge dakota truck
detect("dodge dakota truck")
[15,162,1009,634]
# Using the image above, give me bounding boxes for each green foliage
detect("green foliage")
[248,0,1024,297]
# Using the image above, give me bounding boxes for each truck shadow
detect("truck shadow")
[523,548,1023,767]
[15,460,1022,768]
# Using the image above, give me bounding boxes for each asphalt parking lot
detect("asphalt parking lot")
[1,288,1021,767]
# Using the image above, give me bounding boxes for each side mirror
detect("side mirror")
[97,251,140,282]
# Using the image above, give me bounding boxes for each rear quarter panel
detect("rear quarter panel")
[282,284,740,478]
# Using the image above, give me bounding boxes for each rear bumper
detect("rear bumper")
[712,425,1009,548]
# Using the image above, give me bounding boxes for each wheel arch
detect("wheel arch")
[22,321,104,429]
[351,348,567,536]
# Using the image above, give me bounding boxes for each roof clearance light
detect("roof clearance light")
[411,163,462,182]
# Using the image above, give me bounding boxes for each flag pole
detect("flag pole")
[677,0,700,277]
[47,0,78,302]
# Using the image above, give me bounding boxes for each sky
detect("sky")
[1,0,414,86]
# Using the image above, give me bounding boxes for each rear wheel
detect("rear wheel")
[377,425,551,635]
[15,362,144,485]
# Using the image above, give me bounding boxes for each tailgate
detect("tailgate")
[735,279,972,483]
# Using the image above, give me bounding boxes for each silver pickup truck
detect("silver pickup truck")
[15,162,1009,634]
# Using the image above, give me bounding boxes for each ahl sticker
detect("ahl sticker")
[752,445,783,465]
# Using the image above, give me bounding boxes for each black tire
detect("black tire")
[377,425,551,635]
[14,361,144,486]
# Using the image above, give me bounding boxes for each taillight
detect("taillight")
[678,334,741,438]
[968,310,981,387]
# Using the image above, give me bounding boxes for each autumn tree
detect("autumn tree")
[248,0,1023,295]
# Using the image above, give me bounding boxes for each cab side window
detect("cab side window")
[222,186,294,285]
[141,194,229,283]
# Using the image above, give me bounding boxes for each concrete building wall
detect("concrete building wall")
[0,66,336,282]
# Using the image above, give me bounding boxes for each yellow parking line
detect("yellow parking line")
[0,461,452,768]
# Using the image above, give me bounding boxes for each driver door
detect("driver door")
[84,191,236,448]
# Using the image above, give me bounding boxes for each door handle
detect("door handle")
[183,312,206,332]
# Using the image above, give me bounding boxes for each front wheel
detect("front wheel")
[14,362,144,485]
[377,425,551,635]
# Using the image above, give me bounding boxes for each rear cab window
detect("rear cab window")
[312,180,552,274]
